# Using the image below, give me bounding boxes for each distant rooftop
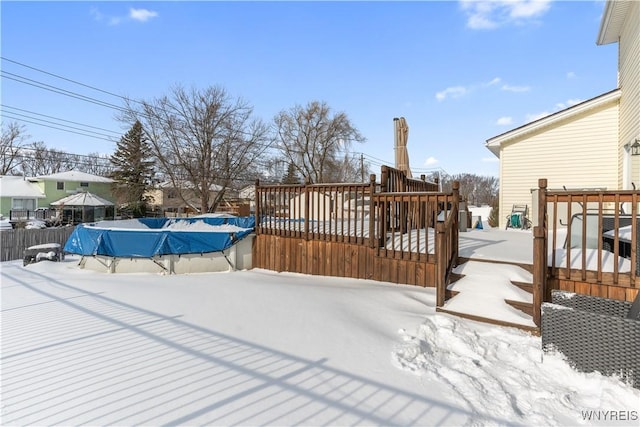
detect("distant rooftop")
[0,175,46,198]
[36,170,113,183]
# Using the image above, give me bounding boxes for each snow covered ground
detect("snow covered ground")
[2,251,638,426]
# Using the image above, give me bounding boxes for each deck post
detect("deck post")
[254,179,260,234]
[452,180,460,265]
[436,221,446,307]
[381,165,389,193]
[369,174,377,248]
[537,178,548,300]
[537,179,547,230]
[304,178,311,241]
[533,225,546,327]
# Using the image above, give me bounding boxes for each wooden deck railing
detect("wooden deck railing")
[255,177,377,245]
[254,167,459,300]
[533,178,639,325]
[371,188,458,263]
[380,165,439,193]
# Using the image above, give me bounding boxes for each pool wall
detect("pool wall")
[78,233,254,274]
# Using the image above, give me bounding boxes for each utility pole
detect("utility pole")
[360,153,364,182]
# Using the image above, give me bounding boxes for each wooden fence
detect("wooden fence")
[253,166,459,305]
[533,179,639,320]
[0,227,75,262]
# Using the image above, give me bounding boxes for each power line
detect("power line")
[1,56,140,105]
[1,113,117,142]
[1,71,128,113]
[1,111,118,140]
[2,58,416,174]
[1,105,122,135]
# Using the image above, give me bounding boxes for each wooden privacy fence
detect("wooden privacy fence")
[253,166,459,305]
[0,227,75,262]
[533,179,640,318]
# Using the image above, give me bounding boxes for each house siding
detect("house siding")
[499,102,619,228]
[38,180,114,206]
[618,1,640,187]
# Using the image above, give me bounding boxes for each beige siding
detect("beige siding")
[619,1,640,187]
[499,102,619,228]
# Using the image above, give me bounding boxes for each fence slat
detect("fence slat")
[1,227,75,262]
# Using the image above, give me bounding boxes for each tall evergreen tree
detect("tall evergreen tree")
[110,121,155,217]
[281,162,300,184]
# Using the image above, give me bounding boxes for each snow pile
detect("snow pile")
[191,213,237,218]
[25,219,47,229]
[393,314,640,426]
[90,219,151,229]
[164,219,249,232]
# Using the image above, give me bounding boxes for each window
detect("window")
[80,182,89,188]
[12,198,36,211]
[57,181,64,190]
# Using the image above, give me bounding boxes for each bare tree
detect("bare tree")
[1,121,28,175]
[18,142,112,177]
[20,141,73,176]
[78,152,112,176]
[122,85,272,213]
[440,173,499,206]
[274,101,365,183]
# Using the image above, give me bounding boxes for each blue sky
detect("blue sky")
[1,1,617,177]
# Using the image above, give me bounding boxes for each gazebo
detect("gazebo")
[50,192,115,224]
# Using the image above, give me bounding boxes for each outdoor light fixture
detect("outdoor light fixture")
[631,139,640,156]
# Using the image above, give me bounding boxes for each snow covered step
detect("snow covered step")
[510,280,533,294]
[436,307,540,335]
[443,260,536,331]
[504,299,533,317]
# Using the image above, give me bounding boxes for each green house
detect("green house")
[0,171,115,219]
[0,176,46,218]
[35,171,115,206]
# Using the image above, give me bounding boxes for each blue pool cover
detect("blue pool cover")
[64,217,255,258]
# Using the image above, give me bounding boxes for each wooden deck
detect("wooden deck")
[253,166,459,310]
[253,171,640,332]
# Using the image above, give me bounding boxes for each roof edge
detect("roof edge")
[597,0,629,45]
[485,89,621,156]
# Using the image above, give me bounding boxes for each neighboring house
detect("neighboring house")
[239,185,256,213]
[146,181,225,215]
[35,171,115,207]
[0,176,46,218]
[485,0,639,228]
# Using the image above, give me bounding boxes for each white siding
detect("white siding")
[619,1,640,187]
[499,102,619,228]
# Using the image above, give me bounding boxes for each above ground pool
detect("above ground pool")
[63,217,256,274]
[64,216,255,257]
